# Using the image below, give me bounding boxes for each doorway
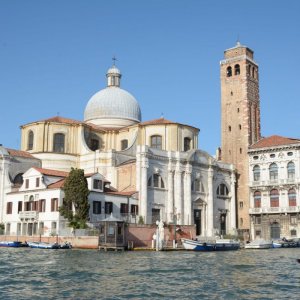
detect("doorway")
[194,209,202,235]
[152,209,160,224]
[270,222,280,239]
[220,213,226,236]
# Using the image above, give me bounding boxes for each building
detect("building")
[0,146,41,224]
[4,166,138,236]
[248,135,300,240]
[1,63,237,237]
[220,41,261,236]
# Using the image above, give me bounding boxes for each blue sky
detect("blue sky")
[0,0,299,155]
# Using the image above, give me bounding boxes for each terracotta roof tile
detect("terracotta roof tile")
[250,135,300,149]
[7,148,36,158]
[140,117,178,126]
[139,118,199,131]
[41,116,83,125]
[33,167,69,177]
[48,179,65,189]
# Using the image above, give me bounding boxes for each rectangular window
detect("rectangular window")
[93,201,101,214]
[39,199,45,212]
[255,216,261,224]
[289,198,296,207]
[93,179,103,190]
[18,201,23,213]
[151,135,162,150]
[291,215,297,224]
[36,178,40,187]
[25,179,29,189]
[239,201,243,209]
[34,200,39,211]
[121,139,128,150]
[6,202,13,214]
[120,203,128,214]
[51,198,58,212]
[131,204,138,215]
[105,202,113,214]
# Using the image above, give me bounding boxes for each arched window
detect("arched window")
[90,138,99,151]
[192,179,204,193]
[148,174,165,189]
[254,191,261,208]
[287,161,295,179]
[28,130,34,150]
[150,135,162,150]
[288,188,296,207]
[226,66,232,77]
[270,189,279,207]
[53,133,65,153]
[184,137,191,151]
[234,64,240,75]
[252,66,255,78]
[121,139,128,150]
[253,165,260,181]
[13,173,24,186]
[269,163,278,181]
[217,183,229,197]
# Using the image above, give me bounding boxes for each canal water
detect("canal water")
[0,247,299,299]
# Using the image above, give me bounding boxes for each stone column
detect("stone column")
[184,164,192,225]
[138,146,149,224]
[230,171,237,233]
[207,167,214,236]
[167,154,174,223]
[174,156,183,224]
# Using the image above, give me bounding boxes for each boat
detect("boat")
[215,239,240,251]
[0,241,28,247]
[244,239,273,249]
[27,241,72,249]
[181,238,240,251]
[272,238,298,248]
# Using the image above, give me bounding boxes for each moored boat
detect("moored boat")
[272,238,298,248]
[27,241,72,249]
[244,239,272,249]
[215,239,240,251]
[181,238,240,251]
[0,241,28,247]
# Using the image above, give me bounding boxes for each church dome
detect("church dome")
[84,64,141,127]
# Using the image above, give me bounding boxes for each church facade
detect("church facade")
[1,64,237,238]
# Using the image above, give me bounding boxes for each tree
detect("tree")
[59,168,90,229]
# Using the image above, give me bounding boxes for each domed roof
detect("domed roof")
[84,65,141,127]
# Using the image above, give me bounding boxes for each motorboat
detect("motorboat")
[181,238,240,251]
[27,241,72,249]
[272,238,298,248]
[244,239,273,249]
[0,241,28,248]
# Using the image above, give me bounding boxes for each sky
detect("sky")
[0,0,300,155]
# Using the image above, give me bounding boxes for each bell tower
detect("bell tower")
[220,42,261,234]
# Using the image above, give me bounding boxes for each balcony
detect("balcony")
[249,206,300,215]
[19,211,39,221]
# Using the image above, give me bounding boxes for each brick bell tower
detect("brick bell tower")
[220,41,261,235]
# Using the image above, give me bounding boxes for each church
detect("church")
[0,61,236,238]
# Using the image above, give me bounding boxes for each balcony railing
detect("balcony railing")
[249,206,300,214]
[250,178,298,187]
[19,211,39,220]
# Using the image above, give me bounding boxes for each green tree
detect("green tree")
[59,168,90,229]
